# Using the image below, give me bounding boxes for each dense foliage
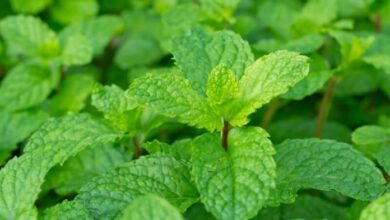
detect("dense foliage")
[0,0,389,219]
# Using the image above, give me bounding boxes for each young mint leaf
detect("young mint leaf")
[62,33,93,66]
[172,28,254,94]
[42,200,92,220]
[10,0,50,14]
[50,0,98,25]
[43,144,129,195]
[191,127,276,220]
[76,154,199,219]
[0,63,59,111]
[0,114,121,219]
[206,65,239,119]
[128,73,221,131]
[121,194,184,220]
[0,15,60,58]
[231,50,309,126]
[199,0,240,22]
[267,139,386,206]
[359,193,390,220]
[59,16,123,55]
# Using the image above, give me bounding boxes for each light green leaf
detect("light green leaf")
[10,0,50,14]
[0,63,59,111]
[268,139,386,206]
[76,154,199,219]
[59,16,123,55]
[191,127,276,220]
[0,114,121,219]
[49,73,96,115]
[352,125,388,146]
[62,33,93,66]
[329,30,373,65]
[360,193,390,220]
[337,0,374,17]
[50,0,98,25]
[0,15,60,58]
[115,34,163,69]
[206,65,239,120]
[232,50,309,126]
[43,144,129,195]
[172,28,254,94]
[0,109,48,151]
[42,200,92,220]
[364,55,390,75]
[298,0,337,25]
[121,194,184,220]
[128,73,221,131]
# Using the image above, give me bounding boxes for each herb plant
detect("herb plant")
[0,0,389,220]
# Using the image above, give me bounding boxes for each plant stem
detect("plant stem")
[315,76,339,138]
[371,15,382,33]
[221,121,230,151]
[132,137,142,158]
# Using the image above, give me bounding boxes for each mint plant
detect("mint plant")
[0,0,389,219]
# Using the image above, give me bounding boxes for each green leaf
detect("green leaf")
[329,30,373,65]
[49,73,96,115]
[43,144,129,195]
[206,65,239,120]
[268,139,386,206]
[128,73,221,131]
[115,34,163,69]
[360,193,390,220]
[0,15,60,58]
[352,125,388,146]
[298,0,337,25]
[231,50,309,126]
[10,0,50,14]
[59,16,123,55]
[191,127,276,220]
[364,55,390,75]
[76,154,199,219]
[0,114,121,219]
[62,33,93,66]
[121,194,184,220]
[50,0,99,25]
[257,0,299,38]
[0,109,48,151]
[172,28,254,94]
[0,63,59,111]
[42,200,92,220]
[376,146,390,175]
